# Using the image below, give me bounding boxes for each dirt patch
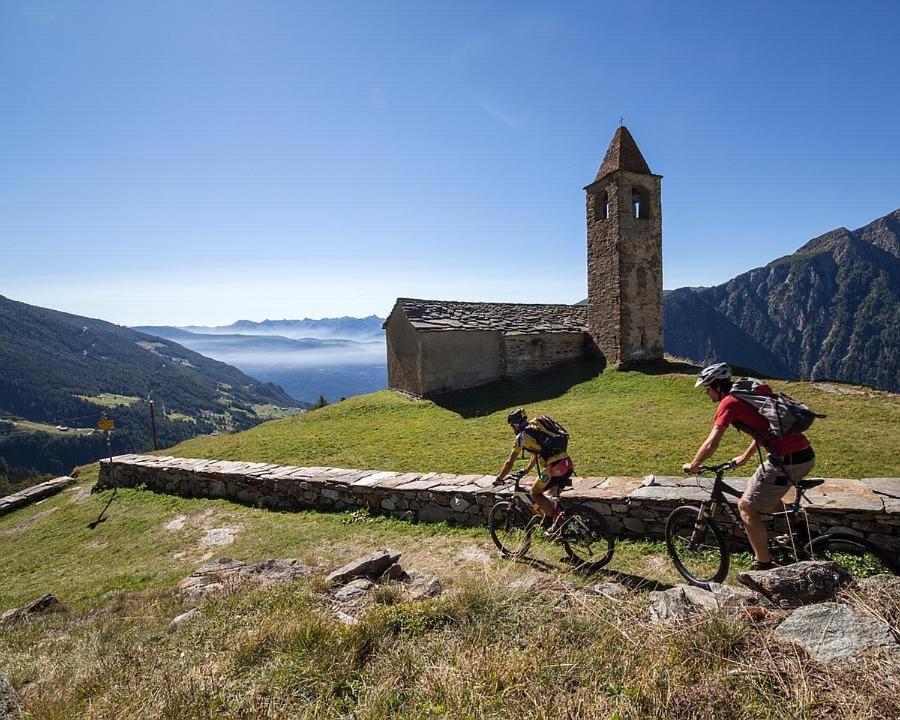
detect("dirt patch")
[164,515,188,531]
[457,544,493,565]
[1,508,59,536]
[68,486,91,503]
[813,382,896,400]
[200,527,242,547]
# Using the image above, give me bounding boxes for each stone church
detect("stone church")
[383,126,663,397]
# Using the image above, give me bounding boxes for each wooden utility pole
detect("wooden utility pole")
[149,400,158,451]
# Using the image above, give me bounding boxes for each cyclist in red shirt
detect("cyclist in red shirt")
[682,363,815,570]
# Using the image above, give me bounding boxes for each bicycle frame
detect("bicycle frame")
[689,466,812,559]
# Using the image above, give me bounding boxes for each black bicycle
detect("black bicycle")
[665,461,898,586]
[488,469,615,571]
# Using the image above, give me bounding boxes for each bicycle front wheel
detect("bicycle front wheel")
[560,504,615,571]
[488,501,536,558]
[806,532,898,578]
[665,504,729,586]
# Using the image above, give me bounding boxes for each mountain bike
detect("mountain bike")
[488,469,615,571]
[665,461,899,586]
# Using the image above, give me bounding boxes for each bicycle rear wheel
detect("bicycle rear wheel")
[665,505,729,586]
[805,532,898,578]
[488,501,536,558]
[560,504,615,571]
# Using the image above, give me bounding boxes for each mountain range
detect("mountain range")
[180,316,385,341]
[664,209,900,391]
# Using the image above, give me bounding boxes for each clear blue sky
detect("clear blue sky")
[2,1,898,325]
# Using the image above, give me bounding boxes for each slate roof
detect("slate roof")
[390,298,588,334]
[593,126,652,182]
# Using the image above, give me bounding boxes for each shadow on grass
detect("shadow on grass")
[622,357,785,382]
[430,359,606,418]
[597,568,673,592]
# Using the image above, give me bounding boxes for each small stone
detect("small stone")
[406,573,443,600]
[23,593,60,615]
[334,610,359,626]
[648,583,764,622]
[168,608,202,632]
[379,563,405,582]
[775,602,900,663]
[327,550,401,586]
[585,582,629,599]
[334,578,376,601]
[649,585,718,622]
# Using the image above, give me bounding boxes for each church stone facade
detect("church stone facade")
[384,126,663,397]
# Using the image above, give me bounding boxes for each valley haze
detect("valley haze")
[133,316,388,405]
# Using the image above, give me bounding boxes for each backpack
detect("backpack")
[729,377,825,439]
[522,415,569,460]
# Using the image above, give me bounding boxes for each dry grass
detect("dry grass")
[2,573,898,719]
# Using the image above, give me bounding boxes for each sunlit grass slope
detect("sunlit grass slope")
[171,363,899,478]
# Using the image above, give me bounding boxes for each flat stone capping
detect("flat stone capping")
[96,455,900,552]
[0,476,75,516]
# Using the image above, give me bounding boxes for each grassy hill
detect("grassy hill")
[170,362,900,478]
[1,362,898,718]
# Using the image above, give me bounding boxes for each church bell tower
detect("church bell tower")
[585,126,663,365]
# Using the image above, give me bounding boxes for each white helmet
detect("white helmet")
[694,362,732,388]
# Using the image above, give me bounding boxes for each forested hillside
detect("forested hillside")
[0,296,299,477]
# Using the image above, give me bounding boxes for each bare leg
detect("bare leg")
[738,499,770,563]
[530,488,557,519]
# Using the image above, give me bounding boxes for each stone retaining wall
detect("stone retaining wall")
[0,476,74,516]
[97,455,900,552]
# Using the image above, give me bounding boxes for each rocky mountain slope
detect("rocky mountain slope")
[664,209,900,391]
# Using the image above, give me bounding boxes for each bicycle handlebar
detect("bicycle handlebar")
[492,468,527,488]
[696,461,738,475]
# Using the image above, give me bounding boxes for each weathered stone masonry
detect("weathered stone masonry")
[99,455,900,552]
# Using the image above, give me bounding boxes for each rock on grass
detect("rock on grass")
[738,561,852,608]
[775,602,900,663]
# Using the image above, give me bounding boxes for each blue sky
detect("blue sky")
[2,1,898,325]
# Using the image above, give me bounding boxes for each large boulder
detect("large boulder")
[737,561,852,608]
[326,550,401,587]
[775,602,900,663]
[0,673,19,719]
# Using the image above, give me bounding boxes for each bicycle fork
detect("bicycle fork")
[688,502,715,549]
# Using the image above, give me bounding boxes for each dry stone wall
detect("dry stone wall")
[500,332,587,378]
[97,455,900,552]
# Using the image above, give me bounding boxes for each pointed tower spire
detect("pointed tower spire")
[594,126,652,182]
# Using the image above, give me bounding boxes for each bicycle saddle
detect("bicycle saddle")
[796,478,825,490]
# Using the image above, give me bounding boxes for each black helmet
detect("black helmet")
[506,408,527,427]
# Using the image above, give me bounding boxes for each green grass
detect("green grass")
[168,363,899,478]
[1,419,96,435]
[2,569,897,719]
[1,364,897,717]
[75,392,141,407]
